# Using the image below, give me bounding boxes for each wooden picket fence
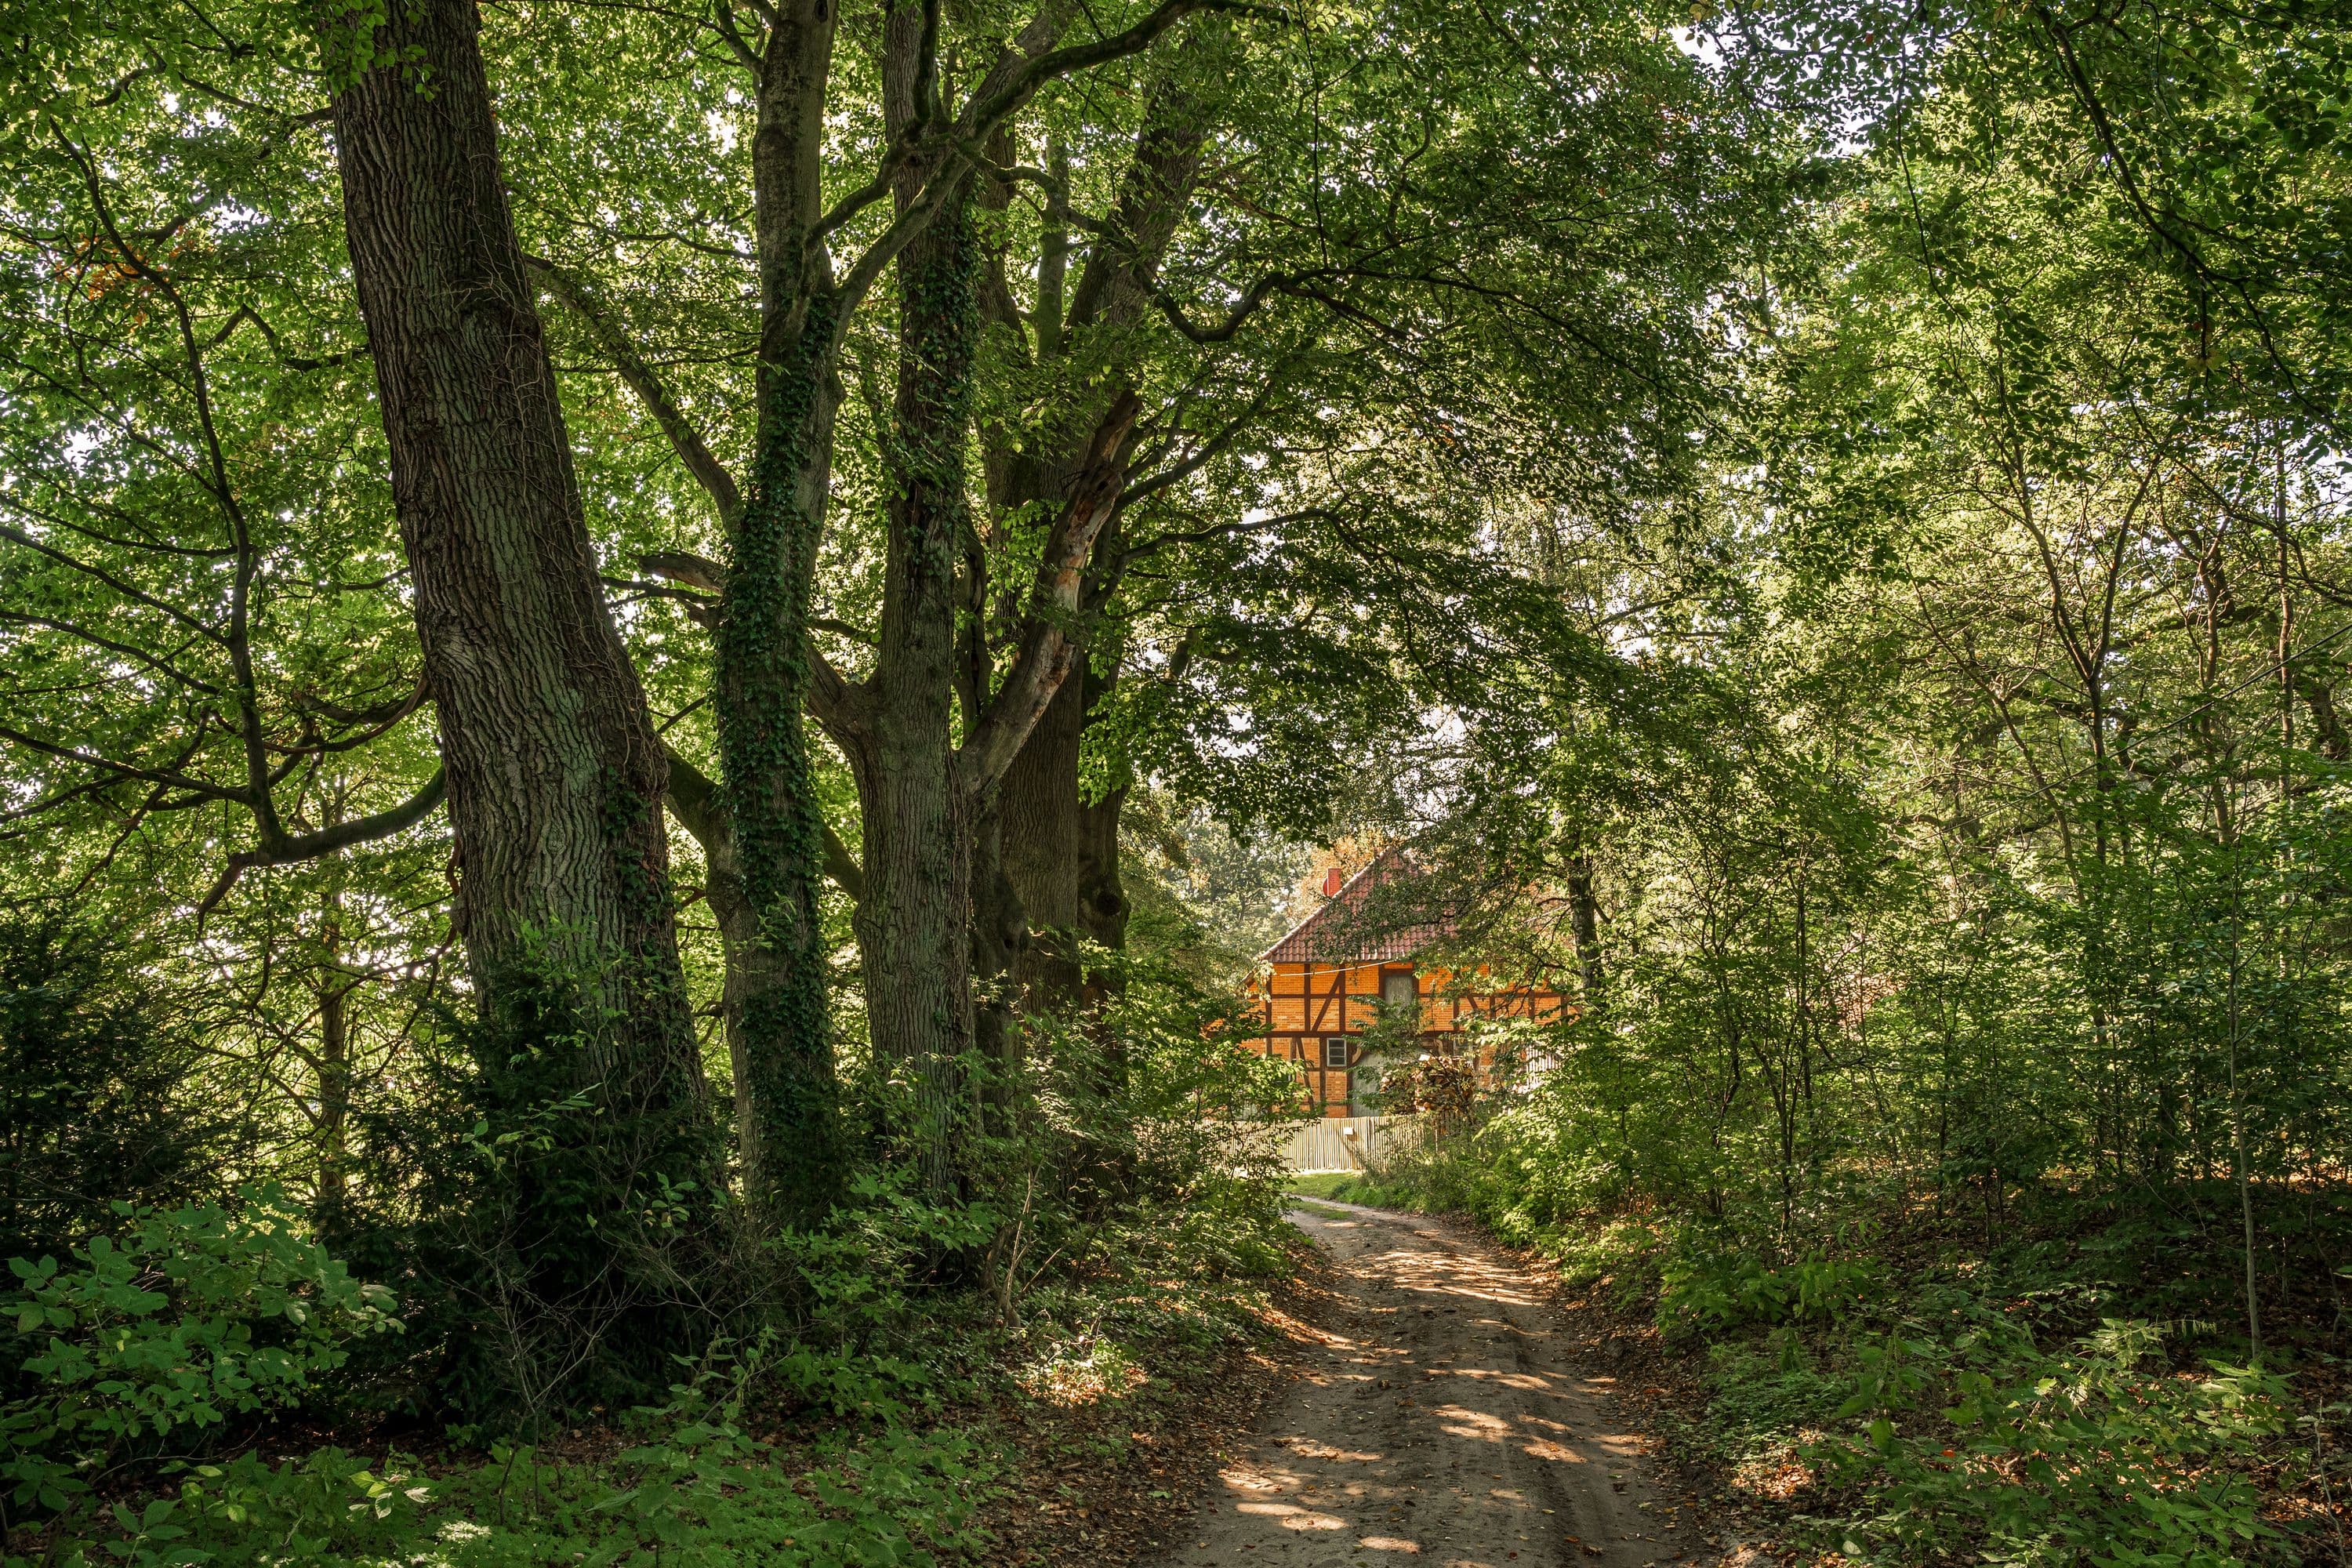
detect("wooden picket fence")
[1279,1114,1428,1174]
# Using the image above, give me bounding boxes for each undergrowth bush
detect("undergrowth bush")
[1659,1250,1883,1335]
[0,945,1303,1566]
[0,917,238,1280]
[1810,1317,2290,1567]
[3,1357,990,1568]
[2,1185,397,1519]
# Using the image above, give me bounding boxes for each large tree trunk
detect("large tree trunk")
[325,0,706,1130]
[969,795,1028,1108]
[985,43,1224,1015]
[1075,784,1131,1001]
[663,757,812,1214]
[853,155,984,1192]
[707,0,1202,1205]
[706,3,851,1232]
[716,304,848,1229]
[995,661,1131,1011]
[1000,673,1086,1005]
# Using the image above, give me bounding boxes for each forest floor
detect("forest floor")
[1129,1200,1719,1568]
[975,1217,1341,1566]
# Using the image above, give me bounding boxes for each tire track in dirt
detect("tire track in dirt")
[1138,1201,1697,1568]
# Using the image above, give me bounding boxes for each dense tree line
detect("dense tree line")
[0,0,1769,1440]
[1374,0,2352,1320]
[1318,5,2352,1555]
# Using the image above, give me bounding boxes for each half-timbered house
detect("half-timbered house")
[1240,853,1572,1116]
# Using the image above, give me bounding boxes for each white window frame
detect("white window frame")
[1323,1035,1350,1069]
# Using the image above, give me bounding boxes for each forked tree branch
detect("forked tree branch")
[829,0,1283,341]
[959,390,1141,795]
[197,768,450,920]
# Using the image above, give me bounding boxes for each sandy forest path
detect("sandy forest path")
[1139,1200,1697,1568]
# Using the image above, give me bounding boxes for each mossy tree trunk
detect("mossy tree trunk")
[711,0,854,1231]
[856,190,986,1181]
[546,0,1235,1210]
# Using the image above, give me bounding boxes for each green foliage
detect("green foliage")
[334,959,727,1428]
[1544,1220,1670,1297]
[1,1185,396,1517]
[0,917,230,1287]
[1359,1112,2323,1557]
[1697,1334,1854,1468]
[760,1167,995,1417]
[6,0,2349,1561]
[1658,1251,1884,1336]
[8,1420,988,1568]
[1810,1319,2291,1568]
[9,1189,397,1439]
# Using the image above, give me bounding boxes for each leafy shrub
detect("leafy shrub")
[1698,1333,1854,1465]
[775,1164,1001,1352]
[0,915,235,1289]
[2,1184,397,1513]
[13,1340,992,1568]
[1659,1248,1883,1334]
[119,1447,422,1568]
[337,950,728,1427]
[1811,1318,2292,1567]
[1545,1217,1668,1297]
[16,1428,987,1568]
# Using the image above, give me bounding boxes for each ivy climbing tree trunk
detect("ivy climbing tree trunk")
[321,0,710,1142]
[550,0,1241,1212]
[715,307,847,1229]
[710,0,853,1231]
[848,16,988,1186]
[664,751,833,1225]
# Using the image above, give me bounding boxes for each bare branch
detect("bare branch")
[528,256,744,526]
[0,722,252,804]
[0,519,230,643]
[640,549,728,593]
[0,609,223,694]
[1152,267,1319,342]
[1118,374,1280,505]
[198,768,449,920]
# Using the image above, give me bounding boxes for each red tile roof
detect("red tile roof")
[1261,848,1454,964]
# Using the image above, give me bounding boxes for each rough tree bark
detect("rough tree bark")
[1074,681,1134,1002]
[321,0,708,1136]
[696,0,860,1231]
[839,2,991,1189]
[997,674,1087,1003]
[834,3,1156,1189]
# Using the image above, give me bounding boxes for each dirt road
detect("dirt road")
[1139,1200,1697,1568]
